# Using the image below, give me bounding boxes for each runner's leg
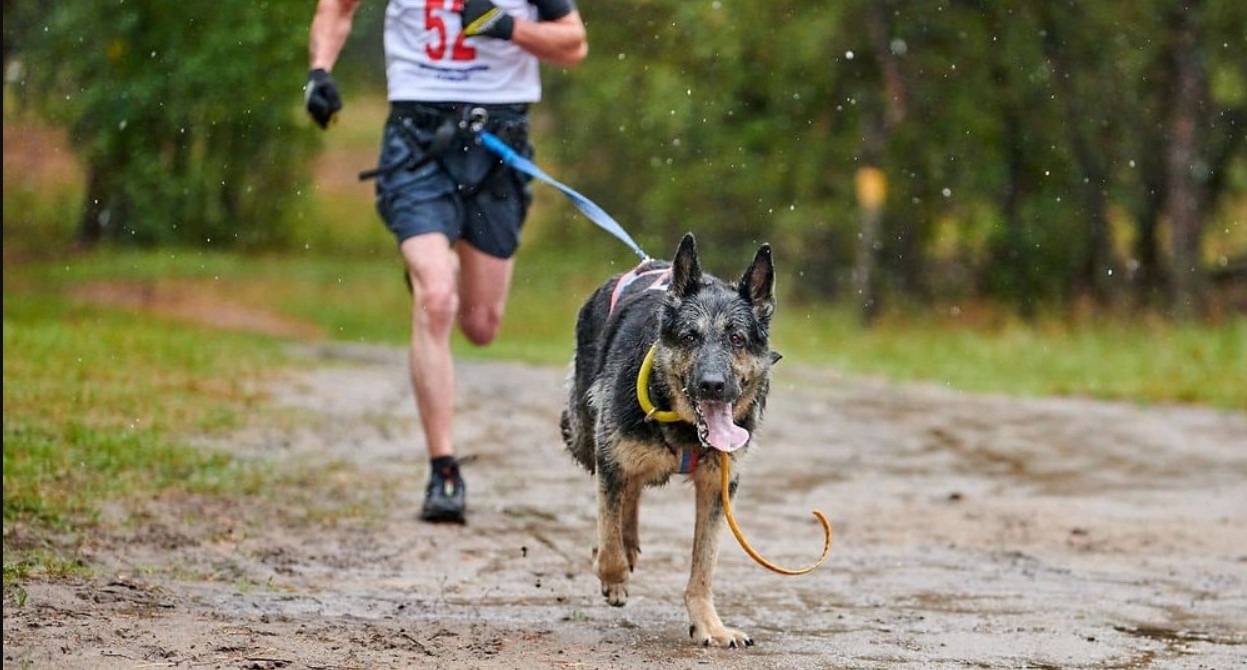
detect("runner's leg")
[457,242,515,346]
[400,232,459,459]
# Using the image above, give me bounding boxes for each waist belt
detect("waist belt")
[359,102,529,182]
[389,100,529,119]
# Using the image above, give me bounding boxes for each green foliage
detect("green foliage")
[543,0,1247,310]
[8,1,318,248]
[6,0,1243,310]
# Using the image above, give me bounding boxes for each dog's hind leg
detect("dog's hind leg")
[685,464,753,648]
[562,377,600,472]
[594,455,635,606]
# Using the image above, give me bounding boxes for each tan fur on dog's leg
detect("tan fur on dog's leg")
[685,466,752,648]
[621,486,643,572]
[595,475,633,606]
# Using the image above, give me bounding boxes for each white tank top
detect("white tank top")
[384,0,542,103]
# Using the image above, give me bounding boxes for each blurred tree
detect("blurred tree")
[1037,1,1118,304]
[1,0,39,73]
[851,0,907,325]
[331,0,386,92]
[542,0,1245,318]
[1161,0,1247,317]
[7,0,1240,314]
[6,0,317,248]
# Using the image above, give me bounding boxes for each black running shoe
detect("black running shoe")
[421,465,466,524]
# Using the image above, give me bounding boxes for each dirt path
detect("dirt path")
[5,342,1246,669]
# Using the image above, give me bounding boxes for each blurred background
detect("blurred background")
[3,1,1245,405]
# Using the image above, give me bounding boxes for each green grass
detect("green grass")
[12,244,1242,408]
[776,307,1246,409]
[2,273,282,581]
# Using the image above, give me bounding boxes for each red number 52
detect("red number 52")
[425,0,476,61]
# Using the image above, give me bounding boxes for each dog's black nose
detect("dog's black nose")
[698,374,727,399]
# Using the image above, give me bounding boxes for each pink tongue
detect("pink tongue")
[698,401,750,452]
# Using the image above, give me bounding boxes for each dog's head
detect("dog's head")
[658,233,778,451]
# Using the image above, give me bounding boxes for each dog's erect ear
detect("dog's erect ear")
[668,232,702,300]
[739,243,776,323]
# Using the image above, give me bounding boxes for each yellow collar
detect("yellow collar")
[636,343,681,423]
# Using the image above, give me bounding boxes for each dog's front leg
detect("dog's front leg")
[621,484,643,573]
[685,463,752,648]
[594,456,633,606]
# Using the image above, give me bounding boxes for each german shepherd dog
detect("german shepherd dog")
[560,233,778,647]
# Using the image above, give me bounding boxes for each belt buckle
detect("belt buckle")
[461,107,489,133]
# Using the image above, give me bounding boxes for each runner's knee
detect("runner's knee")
[459,305,502,346]
[413,282,459,335]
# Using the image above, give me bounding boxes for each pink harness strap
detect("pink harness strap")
[608,265,672,315]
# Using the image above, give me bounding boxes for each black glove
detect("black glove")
[460,0,514,40]
[305,68,342,129]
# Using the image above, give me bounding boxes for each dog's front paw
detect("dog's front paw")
[595,550,630,607]
[689,623,753,648]
[600,580,629,607]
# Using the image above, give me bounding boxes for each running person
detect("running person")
[305,0,587,523]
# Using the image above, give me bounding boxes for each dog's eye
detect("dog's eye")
[682,332,699,346]
[729,333,746,348]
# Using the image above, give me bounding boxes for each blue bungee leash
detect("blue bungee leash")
[476,126,649,261]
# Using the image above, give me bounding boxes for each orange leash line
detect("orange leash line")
[719,450,832,576]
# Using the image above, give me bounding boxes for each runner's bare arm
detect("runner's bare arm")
[512,11,588,68]
[309,0,363,71]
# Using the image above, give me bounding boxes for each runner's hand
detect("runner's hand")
[305,68,342,129]
[460,0,514,40]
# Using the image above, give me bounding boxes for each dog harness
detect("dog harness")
[608,264,671,315]
[611,263,703,474]
[676,446,700,474]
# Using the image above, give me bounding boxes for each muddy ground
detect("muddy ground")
[4,341,1246,669]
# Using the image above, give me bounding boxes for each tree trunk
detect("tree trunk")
[1132,151,1168,309]
[1163,0,1208,319]
[77,165,108,248]
[1038,5,1115,304]
[853,0,907,326]
[853,159,885,325]
[1002,109,1035,319]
